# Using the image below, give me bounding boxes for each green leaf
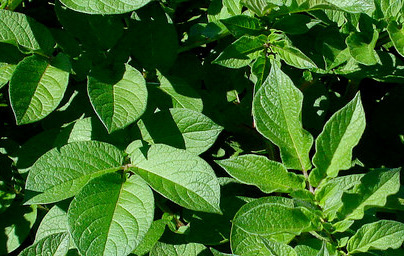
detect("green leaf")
[210,248,239,256]
[271,40,317,69]
[387,21,404,57]
[157,74,203,112]
[138,108,223,155]
[252,63,313,171]
[221,15,263,37]
[35,205,68,242]
[216,154,305,193]
[240,0,279,16]
[25,141,124,204]
[59,0,152,14]
[309,93,366,187]
[130,144,221,214]
[0,9,55,54]
[347,220,404,253]
[0,180,15,214]
[0,205,37,255]
[213,35,266,69]
[150,242,209,256]
[338,168,401,220]
[235,237,297,256]
[132,219,167,256]
[68,173,154,256]
[231,197,314,255]
[19,233,69,256]
[251,54,271,91]
[346,30,379,66]
[9,53,71,125]
[325,0,375,13]
[0,63,16,88]
[88,64,148,133]
[232,197,313,237]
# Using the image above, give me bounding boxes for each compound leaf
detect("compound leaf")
[68,173,154,256]
[252,63,313,171]
[309,93,366,187]
[25,141,124,204]
[130,144,221,214]
[10,53,70,125]
[88,64,148,133]
[60,0,152,14]
[216,154,305,193]
[347,220,404,254]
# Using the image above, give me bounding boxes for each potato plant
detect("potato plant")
[0,0,404,255]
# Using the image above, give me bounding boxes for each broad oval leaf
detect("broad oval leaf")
[232,197,313,237]
[150,242,208,256]
[221,15,263,38]
[10,53,71,125]
[347,220,404,253]
[88,64,148,133]
[271,40,317,69]
[346,30,379,66]
[19,233,69,256]
[25,141,124,204]
[252,63,313,171]
[338,168,401,220]
[387,21,404,58]
[130,144,221,214]
[35,205,68,242]
[0,205,37,255]
[213,35,266,69]
[216,154,305,193]
[132,219,167,256]
[157,74,203,112]
[309,93,366,187]
[325,0,375,13]
[0,10,55,54]
[60,0,152,14]
[0,63,16,89]
[68,173,154,256]
[138,108,223,155]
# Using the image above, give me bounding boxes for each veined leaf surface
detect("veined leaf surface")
[25,141,124,204]
[10,53,70,125]
[60,0,152,14]
[88,64,148,133]
[309,93,366,187]
[130,144,221,214]
[68,173,154,256]
[252,63,313,171]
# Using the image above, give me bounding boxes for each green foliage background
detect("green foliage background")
[0,0,404,255]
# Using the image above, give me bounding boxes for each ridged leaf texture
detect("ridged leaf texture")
[88,64,148,133]
[252,63,313,171]
[338,168,401,220]
[347,220,404,253]
[10,53,70,125]
[68,173,154,256]
[309,93,366,187]
[18,233,69,256]
[60,0,152,14]
[130,144,221,214]
[0,9,55,54]
[216,154,305,193]
[25,141,124,204]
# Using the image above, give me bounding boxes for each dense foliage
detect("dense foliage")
[1,0,404,255]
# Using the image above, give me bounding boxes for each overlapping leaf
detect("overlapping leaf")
[25,141,124,204]
[252,63,313,171]
[68,173,154,256]
[88,64,148,133]
[10,53,70,125]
